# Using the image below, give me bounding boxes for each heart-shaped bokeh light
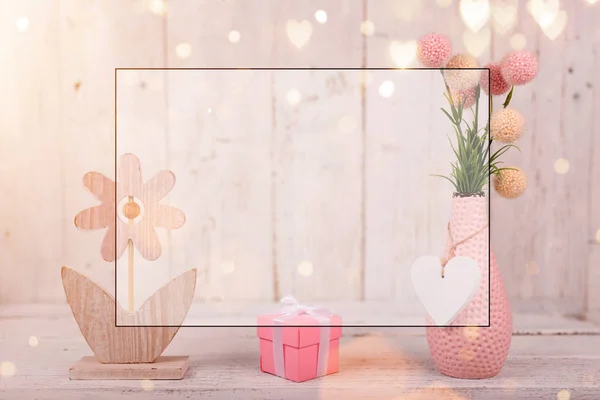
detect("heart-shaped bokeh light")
[460,0,491,33]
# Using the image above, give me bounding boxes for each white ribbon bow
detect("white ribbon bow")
[272,295,334,379]
[275,295,333,321]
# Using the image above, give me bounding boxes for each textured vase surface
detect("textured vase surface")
[425,195,512,379]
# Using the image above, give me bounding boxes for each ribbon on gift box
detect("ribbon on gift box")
[272,295,334,378]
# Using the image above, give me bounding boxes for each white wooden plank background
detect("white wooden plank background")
[165,1,276,305]
[0,0,63,304]
[489,0,598,316]
[586,2,600,323]
[1,0,600,321]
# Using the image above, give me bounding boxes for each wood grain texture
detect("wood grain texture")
[363,1,475,309]
[0,0,598,319]
[58,0,169,311]
[116,153,186,261]
[4,300,600,332]
[0,0,62,303]
[271,1,364,301]
[272,69,364,301]
[69,356,189,380]
[586,1,600,323]
[165,1,275,301]
[489,1,600,315]
[362,67,447,309]
[116,69,175,310]
[61,266,196,363]
[0,304,599,399]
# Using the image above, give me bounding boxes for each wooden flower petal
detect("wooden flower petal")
[118,153,143,199]
[100,222,130,262]
[77,153,187,263]
[154,205,186,229]
[143,170,176,202]
[117,268,197,327]
[61,266,197,364]
[74,205,113,231]
[82,172,115,201]
[131,220,162,261]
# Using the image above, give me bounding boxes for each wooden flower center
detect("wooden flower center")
[122,197,141,220]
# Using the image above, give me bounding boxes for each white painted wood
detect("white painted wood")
[272,68,364,302]
[43,0,168,310]
[0,0,598,321]
[363,1,482,311]
[5,300,600,334]
[585,1,600,324]
[163,69,275,302]
[0,304,599,399]
[164,1,275,302]
[588,247,600,324]
[488,2,538,308]
[0,0,62,303]
[489,0,599,316]
[270,1,364,301]
[58,0,118,306]
[58,0,170,312]
[116,75,175,310]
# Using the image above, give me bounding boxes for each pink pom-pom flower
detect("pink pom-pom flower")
[450,87,477,108]
[494,168,527,199]
[500,50,538,86]
[417,33,452,68]
[490,108,525,143]
[443,53,481,92]
[480,63,510,96]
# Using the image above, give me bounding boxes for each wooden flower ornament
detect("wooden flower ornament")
[73,153,187,313]
[62,153,196,368]
[74,153,186,262]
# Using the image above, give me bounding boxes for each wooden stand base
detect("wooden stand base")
[69,356,190,380]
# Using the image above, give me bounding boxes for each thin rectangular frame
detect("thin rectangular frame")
[114,67,492,328]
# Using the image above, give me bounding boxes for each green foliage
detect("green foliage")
[502,86,514,108]
[433,82,519,195]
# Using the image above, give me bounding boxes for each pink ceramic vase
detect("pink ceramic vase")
[425,194,512,379]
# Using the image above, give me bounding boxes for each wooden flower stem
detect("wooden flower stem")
[128,196,135,313]
[127,239,134,313]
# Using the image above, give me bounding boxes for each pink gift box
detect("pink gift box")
[257,313,342,382]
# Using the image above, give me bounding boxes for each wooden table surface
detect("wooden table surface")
[1,303,600,400]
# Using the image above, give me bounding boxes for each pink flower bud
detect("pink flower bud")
[480,63,511,96]
[417,33,452,68]
[500,50,538,86]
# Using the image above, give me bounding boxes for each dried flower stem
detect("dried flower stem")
[433,71,519,194]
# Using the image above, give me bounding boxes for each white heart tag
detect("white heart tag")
[411,255,481,326]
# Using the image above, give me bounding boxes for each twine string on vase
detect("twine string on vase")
[440,223,488,278]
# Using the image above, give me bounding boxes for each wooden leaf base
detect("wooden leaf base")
[61,267,197,364]
[69,356,190,380]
